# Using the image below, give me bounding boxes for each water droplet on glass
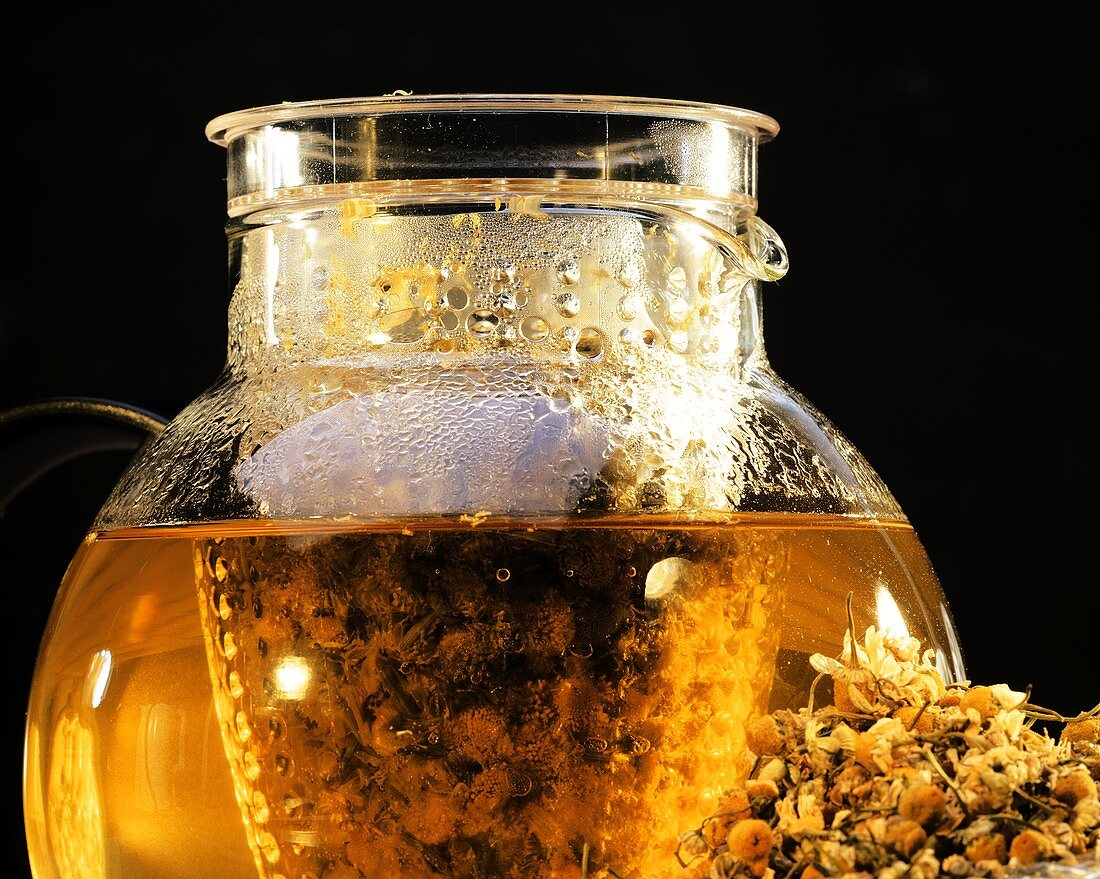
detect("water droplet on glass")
[440,311,460,331]
[668,266,688,293]
[253,791,271,824]
[283,793,303,816]
[575,327,605,360]
[431,338,456,353]
[275,753,293,776]
[496,568,511,582]
[491,291,517,314]
[668,330,689,353]
[618,328,636,344]
[261,715,283,743]
[244,749,262,780]
[222,631,238,660]
[214,557,229,583]
[311,265,329,289]
[564,569,575,578]
[627,566,638,578]
[508,770,533,797]
[491,262,517,282]
[520,315,549,342]
[584,736,609,753]
[235,710,252,742]
[568,640,594,658]
[228,671,245,699]
[258,831,281,863]
[667,298,691,325]
[641,329,658,347]
[218,593,233,621]
[446,286,469,310]
[616,295,638,322]
[617,264,639,288]
[556,260,581,285]
[557,326,579,347]
[621,734,651,755]
[554,291,581,318]
[466,310,499,337]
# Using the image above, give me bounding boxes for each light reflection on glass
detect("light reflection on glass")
[875,585,911,641]
[273,656,311,700]
[88,650,112,710]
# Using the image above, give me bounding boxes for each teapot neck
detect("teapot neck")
[225,198,783,376]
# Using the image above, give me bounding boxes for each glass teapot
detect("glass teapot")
[23,95,963,879]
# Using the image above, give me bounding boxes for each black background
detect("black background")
[6,6,1098,874]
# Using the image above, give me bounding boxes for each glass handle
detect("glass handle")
[0,397,167,514]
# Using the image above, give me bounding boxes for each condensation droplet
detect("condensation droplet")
[627,565,638,578]
[667,298,691,325]
[446,286,469,310]
[508,770,533,797]
[621,734,651,755]
[252,791,271,824]
[275,753,293,776]
[496,568,511,582]
[618,327,636,344]
[699,334,718,353]
[283,793,303,816]
[222,631,238,660]
[557,260,581,285]
[520,315,549,342]
[439,311,460,331]
[258,831,281,864]
[243,749,262,781]
[491,262,517,282]
[575,327,605,360]
[491,291,517,314]
[641,329,658,347]
[554,291,580,318]
[616,295,638,322]
[235,710,252,742]
[668,330,689,353]
[466,310,499,336]
[668,266,688,293]
[557,326,579,347]
[228,671,245,699]
[268,715,286,741]
[617,263,639,288]
[218,593,233,621]
[214,557,229,583]
[311,265,329,289]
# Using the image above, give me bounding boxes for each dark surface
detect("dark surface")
[6,6,1098,875]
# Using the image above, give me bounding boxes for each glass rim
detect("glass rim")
[206,93,780,146]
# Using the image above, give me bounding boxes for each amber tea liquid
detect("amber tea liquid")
[25,515,954,879]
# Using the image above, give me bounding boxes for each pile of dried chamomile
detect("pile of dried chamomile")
[675,615,1099,879]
